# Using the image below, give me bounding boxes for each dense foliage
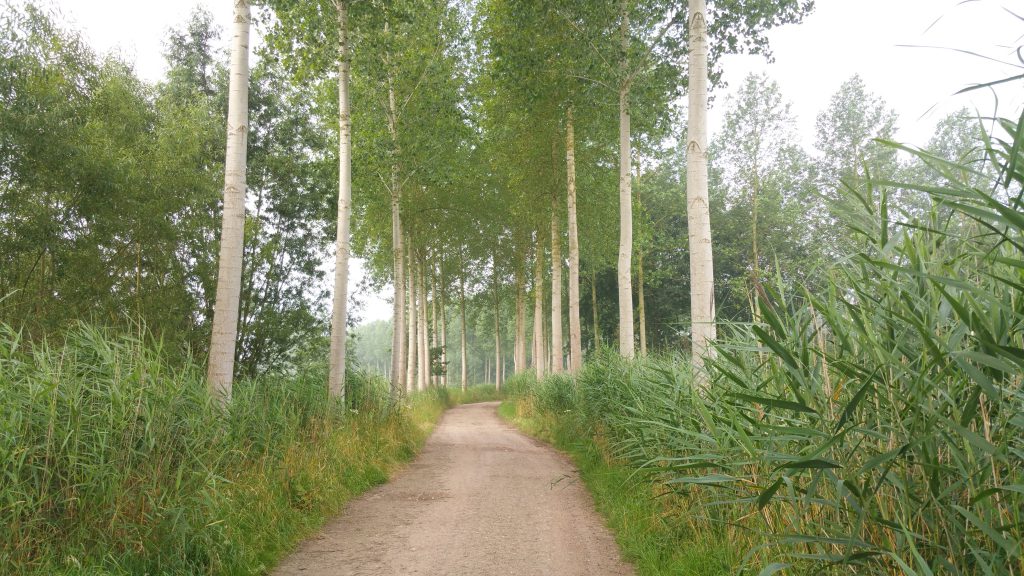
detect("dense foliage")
[0,6,332,374]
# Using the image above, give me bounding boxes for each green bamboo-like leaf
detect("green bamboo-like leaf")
[757,476,784,510]
[756,562,790,576]
[834,379,874,432]
[728,392,817,415]
[953,505,1020,557]
[750,325,800,371]
[774,458,842,471]
[665,474,739,486]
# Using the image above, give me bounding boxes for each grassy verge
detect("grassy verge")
[0,325,452,575]
[498,397,739,576]
[447,383,505,405]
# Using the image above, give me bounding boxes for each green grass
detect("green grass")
[499,399,738,576]
[0,325,452,575]
[446,383,505,404]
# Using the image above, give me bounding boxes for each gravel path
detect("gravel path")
[271,401,634,576]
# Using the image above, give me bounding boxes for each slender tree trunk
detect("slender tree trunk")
[431,269,438,387]
[566,107,583,372]
[533,236,546,379]
[328,0,353,400]
[207,0,250,401]
[387,62,405,397]
[592,269,600,349]
[493,262,502,390]
[550,189,563,373]
[460,271,468,391]
[751,173,762,322]
[616,0,635,359]
[687,0,716,381]
[392,216,406,394]
[418,252,429,390]
[638,250,647,355]
[440,276,448,387]
[514,264,526,373]
[406,242,417,392]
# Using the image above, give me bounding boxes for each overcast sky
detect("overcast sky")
[47,0,1024,323]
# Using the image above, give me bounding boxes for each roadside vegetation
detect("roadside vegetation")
[503,112,1024,575]
[0,325,458,575]
[3,1,1021,574]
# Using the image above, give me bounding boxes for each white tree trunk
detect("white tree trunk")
[532,236,546,379]
[387,68,405,397]
[566,107,583,372]
[431,269,438,387]
[616,0,635,359]
[638,250,647,355]
[328,0,353,400]
[493,264,502,390]
[687,0,716,381]
[460,271,468,391]
[514,264,526,373]
[440,275,448,387]
[592,270,600,348]
[550,189,563,373]
[418,252,429,390]
[406,242,417,393]
[207,0,251,401]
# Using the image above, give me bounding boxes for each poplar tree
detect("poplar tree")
[207,0,251,400]
[686,0,714,378]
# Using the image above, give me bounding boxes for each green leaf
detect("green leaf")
[757,563,790,576]
[728,392,817,415]
[775,459,842,471]
[757,477,784,510]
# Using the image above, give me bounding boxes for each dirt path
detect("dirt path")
[272,401,634,576]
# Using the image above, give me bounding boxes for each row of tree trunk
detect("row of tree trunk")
[207,0,715,401]
[207,0,356,402]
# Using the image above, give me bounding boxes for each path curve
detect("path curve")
[272,401,634,576]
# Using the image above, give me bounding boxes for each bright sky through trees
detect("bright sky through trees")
[50,0,1023,323]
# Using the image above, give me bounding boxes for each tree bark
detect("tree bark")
[406,241,417,392]
[550,187,563,373]
[493,262,502,390]
[750,172,762,323]
[431,268,438,387]
[514,263,527,373]
[207,0,250,401]
[638,250,647,355]
[328,0,353,400]
[687,0,716,382]
[460,271,468,391]
[532,235,546,379]
[387,61,405,397]
[440,273,448,387]
[616,0,635,359]
[418,251,429,390]
[592,269,600,349]
[566,107,583,372]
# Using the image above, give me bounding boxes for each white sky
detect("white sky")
[46,0,1024,323]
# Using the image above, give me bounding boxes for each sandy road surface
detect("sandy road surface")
[272,401,634,576]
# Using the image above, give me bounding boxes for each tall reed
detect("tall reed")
[0,324,447,574]
[508,110,1023,575]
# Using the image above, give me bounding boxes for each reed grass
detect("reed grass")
[506,110,1023,575]
[0,325,450,575]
